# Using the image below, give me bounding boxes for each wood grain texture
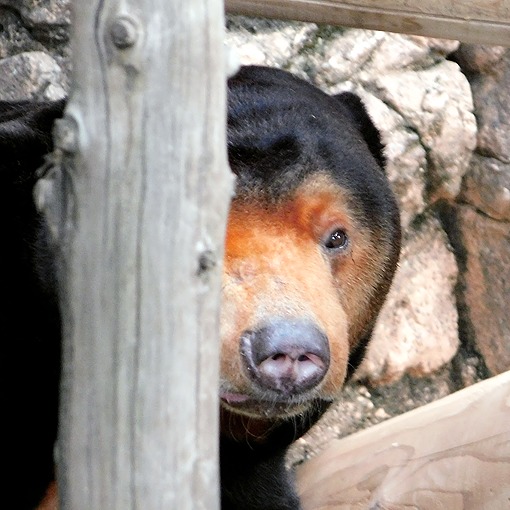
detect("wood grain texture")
[47,1,232,509]
[226,0,510,46]
[297,371,510,509]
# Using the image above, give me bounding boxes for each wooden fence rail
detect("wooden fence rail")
[226,0,510,46]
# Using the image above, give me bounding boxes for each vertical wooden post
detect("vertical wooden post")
[50,1,231,508]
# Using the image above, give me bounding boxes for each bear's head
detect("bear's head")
[220,66,400,438]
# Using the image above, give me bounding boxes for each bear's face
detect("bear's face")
[220,174,395,421]
[219,67,400,429]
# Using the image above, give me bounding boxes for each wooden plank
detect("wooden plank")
[226,0,510,46]
[297,370,510,509]
[46,0,232,508]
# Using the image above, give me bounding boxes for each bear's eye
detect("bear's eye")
[323,228,349,251]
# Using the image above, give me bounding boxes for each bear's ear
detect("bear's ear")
[334,92,386,170]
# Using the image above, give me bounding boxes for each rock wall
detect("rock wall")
[1,3,509,459]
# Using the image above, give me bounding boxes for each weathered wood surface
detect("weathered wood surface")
[43,1,231,508]
[297,370,510,509]
[226,0,510,46]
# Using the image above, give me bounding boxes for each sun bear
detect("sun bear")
[2,66,400,510]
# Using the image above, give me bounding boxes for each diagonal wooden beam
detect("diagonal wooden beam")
[297,370,510,509]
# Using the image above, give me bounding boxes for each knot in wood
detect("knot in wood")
[54,116,79,154]
[198,250,217,276]
[110,16,138,49]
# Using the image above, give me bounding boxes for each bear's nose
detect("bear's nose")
[240,318,330,396]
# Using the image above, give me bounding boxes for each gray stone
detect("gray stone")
[356,215,459,384]
[225,17,317,68]
[361,92,428,230]
[0,51,66,100]
[468,50,510,162]
[460,155,510,221]
[370,61,476,202]
[323,33,458,82]
[0,7,45,59]
[0,0,71,27]
[448,205,510,376]
[453,44,507,76]
[0,1,72,83]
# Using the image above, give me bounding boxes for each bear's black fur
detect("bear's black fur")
[1,100,65,509]
[2,66,400,510]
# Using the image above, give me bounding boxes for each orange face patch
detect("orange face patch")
[219,173,392,428]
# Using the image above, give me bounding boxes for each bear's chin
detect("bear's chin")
[219,391,319,420]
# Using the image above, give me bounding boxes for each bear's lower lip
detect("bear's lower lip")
[220,392,251,404]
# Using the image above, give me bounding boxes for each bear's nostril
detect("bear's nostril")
[240,318,330,395]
